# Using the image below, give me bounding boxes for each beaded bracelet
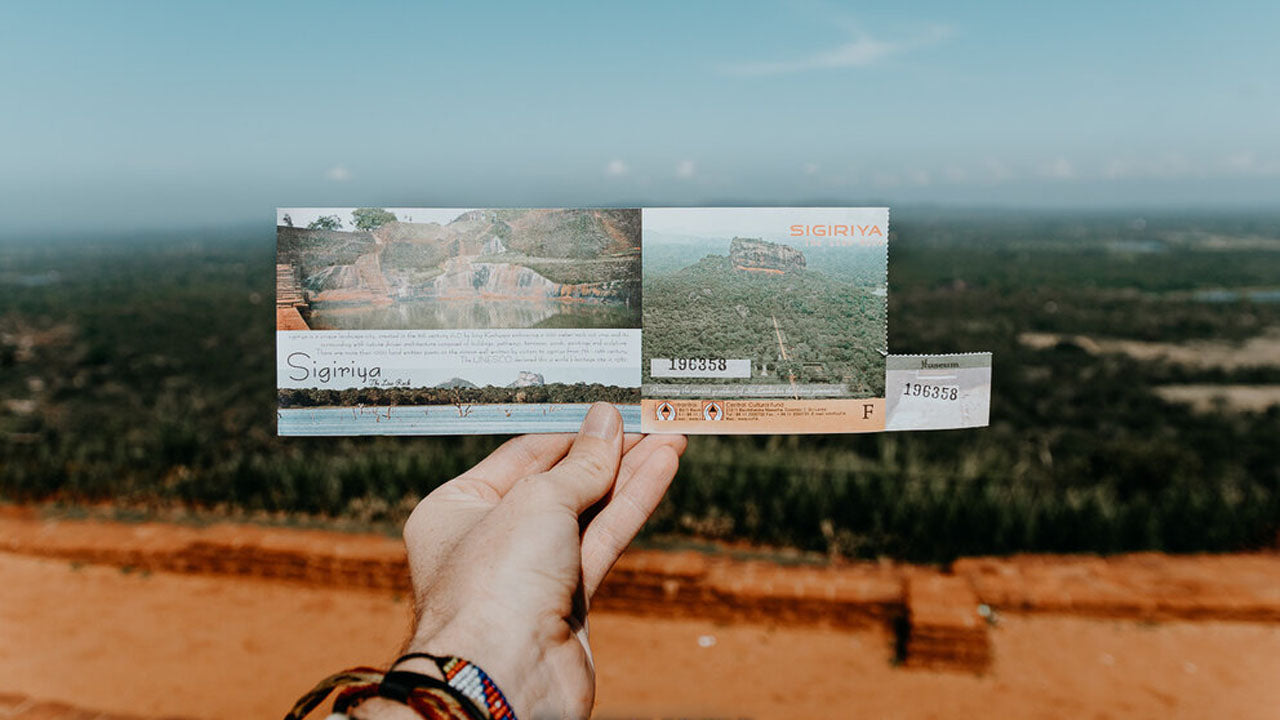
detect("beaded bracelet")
[395,652,517,720]
[284,653,518,720]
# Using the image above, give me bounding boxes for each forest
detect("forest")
[2,211,1279,563]
[642,249,886,396]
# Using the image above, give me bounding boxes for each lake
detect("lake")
[278,403,643,435]
[309,298,638,330]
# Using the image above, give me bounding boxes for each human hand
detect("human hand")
[396,403,686,719]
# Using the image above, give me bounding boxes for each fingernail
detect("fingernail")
[580,402,619,440]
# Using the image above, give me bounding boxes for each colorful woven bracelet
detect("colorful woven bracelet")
[395,653,517,720]
[285,664,489,720]
[333,677,481,720]
[285,654,517,720]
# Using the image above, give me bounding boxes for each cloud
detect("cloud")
[981,159,1014,183]
[1220,151,1280,176]
[1039,157,1075,180]
[803,163,820,176]
[675,160,696,178]
[1103,159,1130,180]
[1100,152,1280,181]
[872,172,901,188]
[324,165,351,182]
[719,24,953,76]
[605,159,629,177]
[1104,154,1191,180]
[1224,152,1256,173]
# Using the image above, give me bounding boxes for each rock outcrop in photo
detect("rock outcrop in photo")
[432,257,563,298]
[434,378,478,389]
[730,237,807,274]
[507,371,545,388]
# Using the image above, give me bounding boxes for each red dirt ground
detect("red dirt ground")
[1,513,1278,719]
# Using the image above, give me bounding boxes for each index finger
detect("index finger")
[447,431,646,502]
[450,434,574,501]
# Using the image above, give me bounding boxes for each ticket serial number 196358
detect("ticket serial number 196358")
[901,382,960,401]
[650,358,752,379]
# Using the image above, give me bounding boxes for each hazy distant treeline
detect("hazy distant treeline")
[2,215,1279,561]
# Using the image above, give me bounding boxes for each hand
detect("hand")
[397,403,686,719]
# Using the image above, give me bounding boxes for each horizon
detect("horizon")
[7,201,1280,245]
[2,1,1278,237]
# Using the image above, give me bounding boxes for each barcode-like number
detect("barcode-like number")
[903,383,959,401]
[669,358,729,372]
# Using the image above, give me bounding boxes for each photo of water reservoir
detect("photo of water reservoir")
[276,208,641,331]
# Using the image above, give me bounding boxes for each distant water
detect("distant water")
[310,298,635,330]
[278,403,642,435]
[1193,289,1280,303]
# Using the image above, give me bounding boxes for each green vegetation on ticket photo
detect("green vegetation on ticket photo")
[643,235,887,397]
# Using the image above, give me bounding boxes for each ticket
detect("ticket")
[274,207,989,435]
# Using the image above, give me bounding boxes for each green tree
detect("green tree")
[307,215,343,231]
[352,207,397,231]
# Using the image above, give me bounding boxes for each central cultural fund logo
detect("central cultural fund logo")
[656,401,675,421]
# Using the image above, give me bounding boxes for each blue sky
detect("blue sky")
[2,1,1278,236]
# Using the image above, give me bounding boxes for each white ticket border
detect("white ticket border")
[884,352,992,431]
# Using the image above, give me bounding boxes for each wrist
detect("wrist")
[406,618,550,719]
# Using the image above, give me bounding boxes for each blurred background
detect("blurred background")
[1,2,1278,719]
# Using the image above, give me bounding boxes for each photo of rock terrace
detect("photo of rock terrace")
[276,208,641,331]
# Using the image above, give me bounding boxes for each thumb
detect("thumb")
[543,402,623,514]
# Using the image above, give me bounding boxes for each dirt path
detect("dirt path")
[771,313,801,395]
[2,552,1278,720]
[1154,384,1280,412]
[1019,330,1280,369]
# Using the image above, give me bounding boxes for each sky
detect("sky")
[2,1,1279,237]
